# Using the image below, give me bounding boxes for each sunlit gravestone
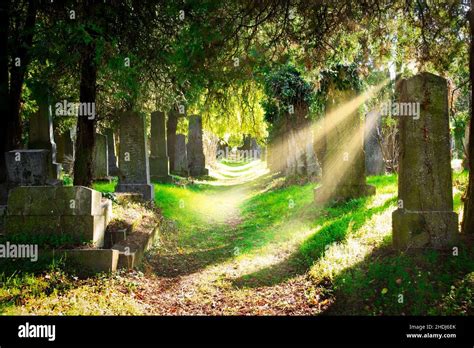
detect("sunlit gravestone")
[314,84,375,204]
[92,133,109,180]
[392,72,458,249]
[174,134,189,176]
[187,115,209,176]
[149,111,171,182]
[116,111,154,201]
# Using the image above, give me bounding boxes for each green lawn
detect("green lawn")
[1,165,472,315]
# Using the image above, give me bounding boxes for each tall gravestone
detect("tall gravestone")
[364,110,385,175]
[116,111,154,201]
[105,128,119,176]
[167,109,179,173]
[92,133,109,180]
[187,115,208,176]
[314,85,375,203]
[174,134,189,176]
[28,101,61,181]
[149,111,171,182]
[392,72,458,249]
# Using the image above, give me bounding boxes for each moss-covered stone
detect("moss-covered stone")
[392,73,459,249]
[5,186,110,247]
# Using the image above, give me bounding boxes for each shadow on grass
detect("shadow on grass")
[325,234,474,315]
[231,196,397,288]
[145,244,236,277]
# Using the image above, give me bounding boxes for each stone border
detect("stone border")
[34,223,159,273]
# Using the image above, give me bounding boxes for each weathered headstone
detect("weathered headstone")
[92,133,109,180]
[392,73,458,249]
[364,110,385,175]
[55,129,75,172]
[314,84,375,203]
[149,111,171,182]
[174,134,189,176]
[167,109,179,173]
[5,186,111,247]
[116,111,154,201]
[187,115,209,176]
[105,128,119,176]
[6,150,58,186]
[28,101,61,181]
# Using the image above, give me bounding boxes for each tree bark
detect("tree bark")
[0,0,10,182]
[73,42,97,186]
[6,0,37,151]
[462,4,474,234]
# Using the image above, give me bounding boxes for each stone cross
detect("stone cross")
[392,72,458,249]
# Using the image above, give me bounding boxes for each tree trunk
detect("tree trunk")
[73,42,97,186]
[0,0,9,182]
[6,0,37,151]
[461,4,474,234]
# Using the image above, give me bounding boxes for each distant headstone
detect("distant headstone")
[392,73,458,249]
[28,101,60,180]
[55,129,75,172]
[174,134,189,176]
[203,131,219,167]
[149,111,171,182]
[364,110,385,175]
[305,130,321,177]
[92,133,109,180]
[187,115,208,176]
[249,138,261,160]
[5,186,111,247]
[116,111,154,201]
[105,128,119,176]
[314,85,375,203]
[167,109,179,173]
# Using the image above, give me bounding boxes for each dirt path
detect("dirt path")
[133,161,324,315]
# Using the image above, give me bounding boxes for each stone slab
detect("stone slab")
[63,249,119,273]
